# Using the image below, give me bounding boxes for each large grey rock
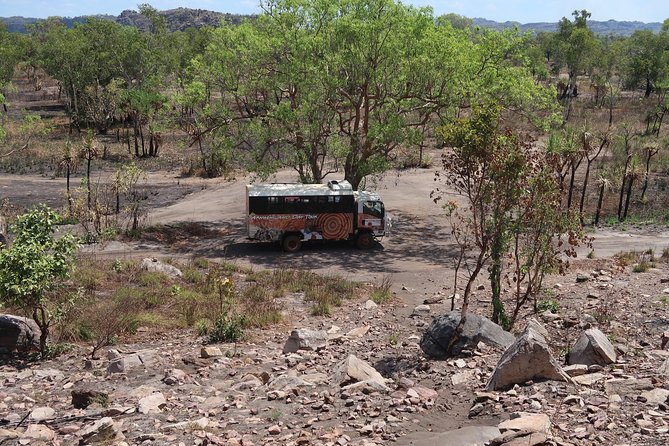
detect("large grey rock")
[487,326,571,390]
[421,311,515,358]
[401,426,501,446]
[0,314,41,351]
[283,328,328,353]
[568,328,617,366]
[140,258,182,279]
[332,354,388,390]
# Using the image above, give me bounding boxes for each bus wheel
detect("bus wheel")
[282,234,302,253]
[356,232,374,249]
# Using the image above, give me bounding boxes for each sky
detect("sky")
[1,0,668,23]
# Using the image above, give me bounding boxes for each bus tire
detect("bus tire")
[355,232,374,250]
[282,234,302,253]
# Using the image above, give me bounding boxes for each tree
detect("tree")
[435,105,582,341]
[553,10,599,121]
[621,30,669,98]
[0,206,78,357]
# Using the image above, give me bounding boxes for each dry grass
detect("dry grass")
[50,256,361,353]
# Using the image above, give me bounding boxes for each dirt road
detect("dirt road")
[5,168,669,306]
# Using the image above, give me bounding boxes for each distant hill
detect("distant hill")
[0,8,662,36]
[471,18,663,36]
[0,8,251,33]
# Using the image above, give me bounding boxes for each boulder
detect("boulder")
[140,258,182,279]
[421,311,515,359]
[332,354,388,390]
[568,328,617,366]
[283,328,328,353]
[487,326,571,391]
[0,314,41,351]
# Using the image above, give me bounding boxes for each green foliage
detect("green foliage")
[371,276,393,304]
[536,299,560,313]
[0,205,78,356]
[208,314,248,343]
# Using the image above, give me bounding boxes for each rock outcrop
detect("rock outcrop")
[420,311,515,358]
[568,328,617,366]
[487,325,571,390]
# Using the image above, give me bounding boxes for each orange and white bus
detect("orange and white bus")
[246,180,390,252]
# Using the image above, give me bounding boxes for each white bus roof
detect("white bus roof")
[247,180,354,197]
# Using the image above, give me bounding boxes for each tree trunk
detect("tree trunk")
[490,236,506,327]
[641,151,653,202]
[595,182,605,225]
[645,77,653,98]
[623,176,634,221]
[66,165,72,213]
[86,156,92,210]
[618,155,632,221]
[579,161,592,216]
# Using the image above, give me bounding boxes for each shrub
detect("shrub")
[371,276,393,304]
[536,299,560,313]
[209,314,248,343]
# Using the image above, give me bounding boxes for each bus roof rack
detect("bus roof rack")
[327,180,353,191]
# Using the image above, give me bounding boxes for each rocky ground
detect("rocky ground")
[1,255,668,446]
[1,168,669,445]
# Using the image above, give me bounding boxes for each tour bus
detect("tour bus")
[246,180,390,252]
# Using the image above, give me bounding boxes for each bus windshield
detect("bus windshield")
[363,201,384,218]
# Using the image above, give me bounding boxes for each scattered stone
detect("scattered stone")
[0,314,41,351]
[498,412,551,434]
[345,326,370,339]
[604,378,654,397]
[332,355,388,390]
[568,328,617,366]
[451,371,474,386]
[29,406,55,421]
[138,392,166,414]
[412,304,430,316]
[283,328,328,353]
[364,300,378,310]
[487,325,571,390]
[107,353,143,374]
[420,311,515,358]
[640,388,669,406]
[563,364,589,377]
[163,368,187,385]
[573,372,606,386]
[576,273,591,283]
[659,358,669,377]
[201,346,223,358]
[141,257,182,279]
[21,424,55,442]
[78,417,125,444]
